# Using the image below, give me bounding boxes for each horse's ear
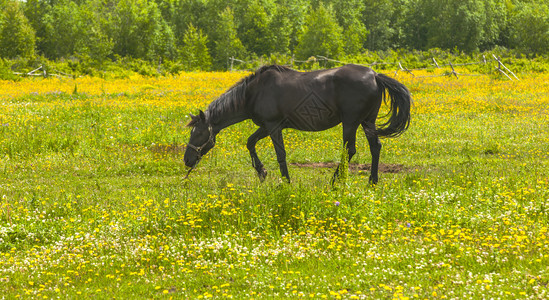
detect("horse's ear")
[199,110,206,120]
[186,113,198,127]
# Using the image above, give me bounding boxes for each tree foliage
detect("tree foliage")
[180,23,212,70]
[112,0,165,60]
[362,0,398,50]
[509,2,549,54]
[212,7,246,69]
[418,0,504,52]
[239,0,277,57]
[0,0,546,71]
[0,1,35,59]
[332,0,368,54]
[295,3,343,60]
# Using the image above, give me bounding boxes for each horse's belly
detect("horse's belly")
[280,90,340,131]
[285,115,340,131]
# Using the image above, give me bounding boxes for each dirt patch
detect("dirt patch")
[290,162,407,173]
[149,144,186,155]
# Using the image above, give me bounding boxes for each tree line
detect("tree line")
[0,0,547,71]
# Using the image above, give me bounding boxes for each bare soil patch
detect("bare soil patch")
[149,144,186,155]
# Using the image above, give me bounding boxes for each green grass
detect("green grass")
[0,72,548,299]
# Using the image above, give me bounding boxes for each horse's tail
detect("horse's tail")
[374,73,411,138]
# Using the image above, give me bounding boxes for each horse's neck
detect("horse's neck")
[207,84,250,133]
[208,109,248,133]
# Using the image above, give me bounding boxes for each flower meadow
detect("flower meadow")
[0,69,548,299]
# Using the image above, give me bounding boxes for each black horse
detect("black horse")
[184,64,411,184]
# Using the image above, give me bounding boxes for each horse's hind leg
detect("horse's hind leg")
[247,127,269,181]
[362,121,381,184]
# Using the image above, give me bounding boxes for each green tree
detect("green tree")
[295,3,344,60]
[435,0,488,51]
[403,0,506,52]
[278,0,308,52]
[40,0,83,59]
[155,0,176,24]
[509,2,549,54]
[22,0,52,56]
[332,0,367,54]
[0,1,36,59]
[172,0,209,47]
[180,23,212,70]
[154,19,177,61]
[112,0,167,60]
[399,0,430,50]
[362,0,400,50]
[239,0,277,56]
[29,0,116,62]
[77,0,114,63]
[268,5,292,54]
[212,7,246,69]
[480,0,508,50]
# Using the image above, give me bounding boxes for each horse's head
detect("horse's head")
[184,110,216,170]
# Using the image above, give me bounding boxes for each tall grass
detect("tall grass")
[0,70,548,298]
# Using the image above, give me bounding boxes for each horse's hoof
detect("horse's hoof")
[330,173,339,186]
[369,176,378,185]
[258,169,268,182]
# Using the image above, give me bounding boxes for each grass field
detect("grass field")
[1,69,548,299]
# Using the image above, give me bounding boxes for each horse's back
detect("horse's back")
[251,64,376,89]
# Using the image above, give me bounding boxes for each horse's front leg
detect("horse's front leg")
[331,123,358,185]
[268,128,290,183]
[247,128,269,181]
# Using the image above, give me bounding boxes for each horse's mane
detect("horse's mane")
[205,65,292,123]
